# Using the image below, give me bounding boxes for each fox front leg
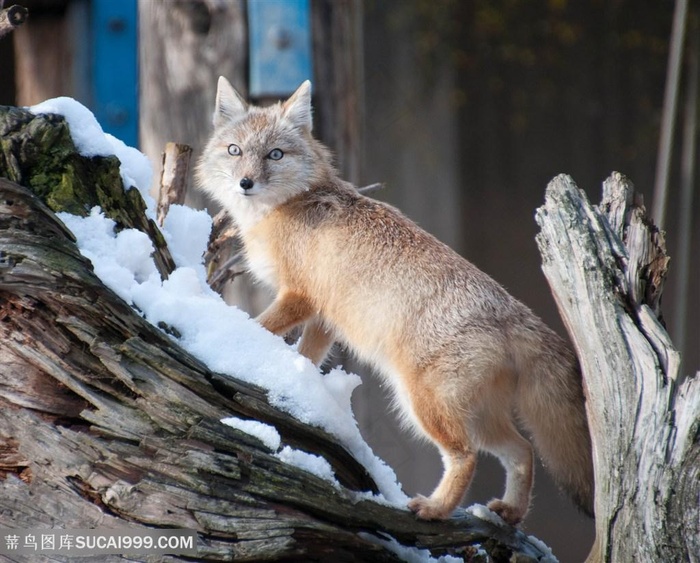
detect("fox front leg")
[256,291,314,336]
[298,316,335,366]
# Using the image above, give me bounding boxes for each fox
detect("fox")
[196,77,595,525]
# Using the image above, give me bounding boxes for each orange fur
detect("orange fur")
[197,78,594,525]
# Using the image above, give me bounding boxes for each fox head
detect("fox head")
[197,77,335,230]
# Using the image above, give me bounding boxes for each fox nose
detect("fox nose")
[240,177,255,191]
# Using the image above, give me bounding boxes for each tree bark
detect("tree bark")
[0,109,554,561]
[535,173,699,563]
[0,106,175,277]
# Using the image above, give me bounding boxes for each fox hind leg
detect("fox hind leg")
[477,415,534,525]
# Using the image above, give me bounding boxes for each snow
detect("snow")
[527,534,559,563]
[33,97,407,508]
[162,204,212,274]
[465,506,559,562]
[221,417,281,451]
[466,503,506,527]
[220,418,341,487]
[358,533,464,563]
[58,208,160,304]
[275,446,340,487]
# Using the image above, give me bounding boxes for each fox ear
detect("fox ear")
[282,80,312,131]
[214,76,248,127]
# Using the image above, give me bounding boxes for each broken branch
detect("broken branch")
[0,4,28,38]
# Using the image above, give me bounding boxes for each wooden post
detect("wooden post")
[13,1,73,106]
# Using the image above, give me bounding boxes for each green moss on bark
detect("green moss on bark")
[0,106,175,277]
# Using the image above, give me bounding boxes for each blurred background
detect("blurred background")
[1,1,697,560]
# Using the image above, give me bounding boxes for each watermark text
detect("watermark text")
[0,529,197,556]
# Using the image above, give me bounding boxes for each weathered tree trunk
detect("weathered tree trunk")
[535,173,699,563]
[0,106,175,277]
[0,108,555,561]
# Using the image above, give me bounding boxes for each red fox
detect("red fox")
[196,78,594,525]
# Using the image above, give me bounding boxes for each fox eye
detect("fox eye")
[228,144,241,156]
[267,148,284,160]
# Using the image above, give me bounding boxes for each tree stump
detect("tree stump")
[535,173,699,563]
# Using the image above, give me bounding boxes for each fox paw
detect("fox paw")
[486,498,525,526]
[407,495,451,520]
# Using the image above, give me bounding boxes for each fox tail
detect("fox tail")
[516,329,595,516]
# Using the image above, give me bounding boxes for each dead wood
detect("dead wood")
[0,4,27,38]
[0,106,176,277]
[535,173,699,563]
[157,142,192,226]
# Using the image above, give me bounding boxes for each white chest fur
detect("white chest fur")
[244,236,278,289]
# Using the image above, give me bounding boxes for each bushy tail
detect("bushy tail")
[515,326,595,517]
